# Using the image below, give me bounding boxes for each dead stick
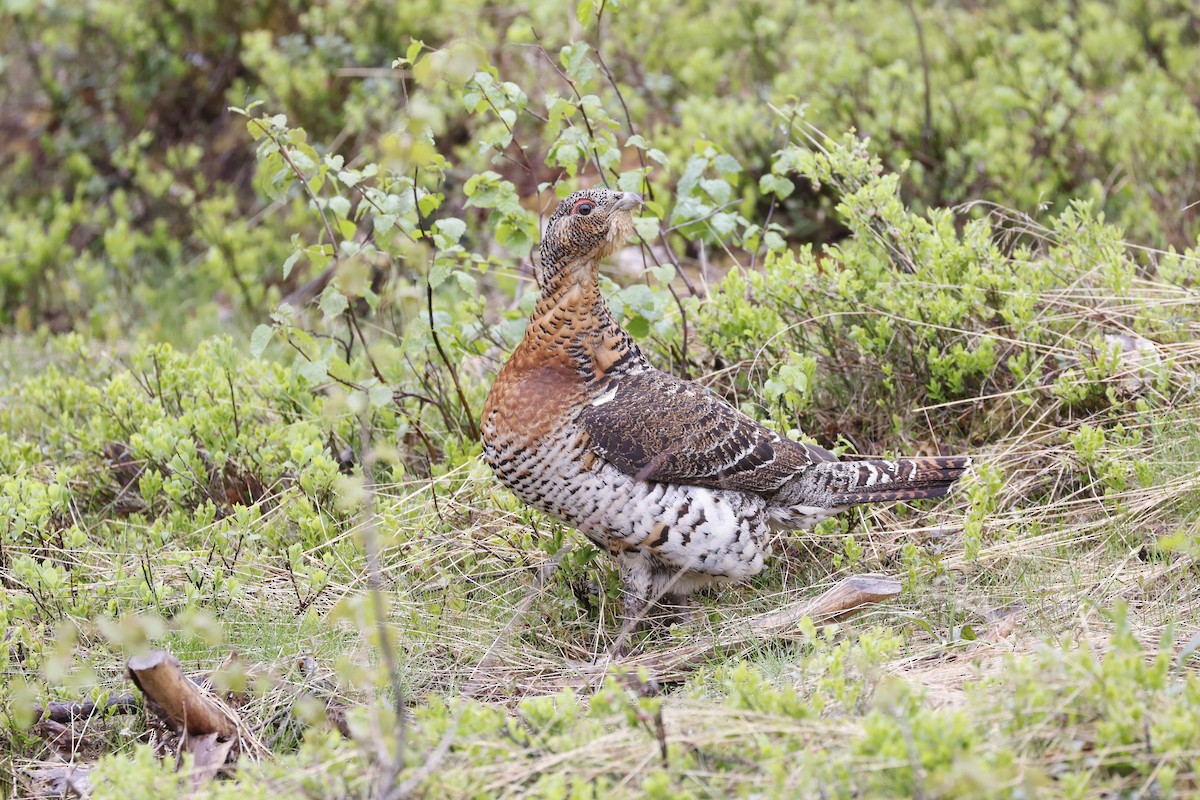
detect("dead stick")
[471,574,904,696]
[31,693,140,724]
[601,574,903,684]
[127,650,237,738]
[746,574,902,634]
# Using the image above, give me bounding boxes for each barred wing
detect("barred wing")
[578,370,834,494]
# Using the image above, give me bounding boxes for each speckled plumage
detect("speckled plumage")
[481,188,970,631]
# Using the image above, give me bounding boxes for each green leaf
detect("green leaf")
[760,173,795,199]
[625,315,650,338]
[576,0,594,26]
[713,153,742,174]
[429,261,450,289]
[328,195,351,219]
[633,216,660,242]
[554,143,581,171]
[559,43,595,83]
[648,263,675,284]
[282,250,302,280]
[454,271,478,294]
[368,383,393,408]
[700,178,732,204]
[319,288,348,319]
[435,217,466,245]
[249,325,273,358]
[374,214,397,234]
[418,192,442,216]
[298,359,328,385]
[617,170,646,193]
[496,217,535,256]
[710,212,738,237]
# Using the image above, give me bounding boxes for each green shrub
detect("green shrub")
[691,134,1195,459]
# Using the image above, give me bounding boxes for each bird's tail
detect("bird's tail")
[822,456,972,506]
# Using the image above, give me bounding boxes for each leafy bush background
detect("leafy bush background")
[2,0,1199,797]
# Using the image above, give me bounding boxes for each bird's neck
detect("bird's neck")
[532,256,606,320]
[526,258,645,382]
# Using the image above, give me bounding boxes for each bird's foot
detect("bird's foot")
[657,599,701,629]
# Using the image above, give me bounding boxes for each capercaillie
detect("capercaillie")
[481,188,970,636]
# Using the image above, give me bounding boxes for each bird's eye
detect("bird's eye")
[572,199,595,216]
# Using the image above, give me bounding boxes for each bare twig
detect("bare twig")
[413,170,480,441]
[249,118,340,262]
[348,302,387,385]
[529,29,610,187]
[358,416,409,798]
[473,78,539,179]
[399,547,573,796]
[903,0,934,146]
[750,195,778,272]
[592,2,653,202]
[31,694,140,724]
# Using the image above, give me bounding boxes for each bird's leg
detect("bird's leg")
[658,593,700,627]
[612,549,654,657]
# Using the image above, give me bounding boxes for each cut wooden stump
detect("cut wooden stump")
[127,650,237,739]
[127,649,246,786]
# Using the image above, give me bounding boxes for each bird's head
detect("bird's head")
[536,188,643,290]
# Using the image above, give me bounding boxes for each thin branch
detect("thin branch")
[592,3,655,202]
[529,28,611,187]
[750,194,778,272]
[474,78,538,178]
[904,0,934,146]
[666,283,691,379]
[662,201,740,234]
[224,368,241,441]
[413,170,480,441]
[250,118,340,261]
[348,302,387,385]
[358,416,408,797]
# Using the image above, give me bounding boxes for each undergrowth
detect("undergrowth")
[3,158,1199,797]
[2,1,1200,797]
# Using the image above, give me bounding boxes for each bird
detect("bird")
[481,187,970,638]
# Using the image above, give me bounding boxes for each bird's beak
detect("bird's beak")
[614,192,643,212]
